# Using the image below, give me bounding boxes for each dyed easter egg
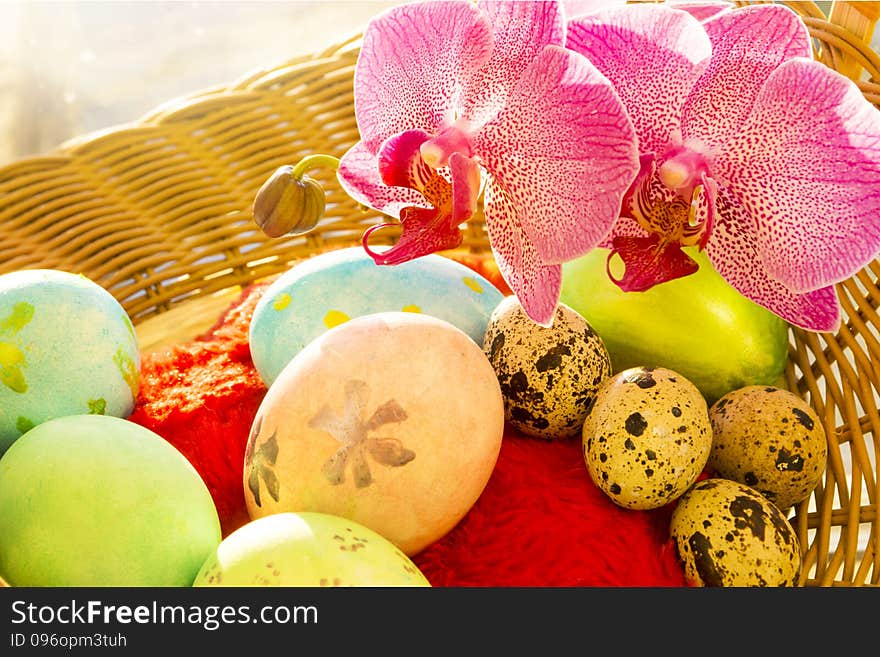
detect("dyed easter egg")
[244,312,505,555]
[248,247,505,386]
[0,414,221,586]
[0,269,140,455]
[194,512,431,587]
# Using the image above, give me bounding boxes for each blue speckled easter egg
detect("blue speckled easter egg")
[249,247,505,386]
[0,270,140,455]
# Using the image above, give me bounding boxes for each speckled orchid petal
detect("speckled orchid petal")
[567,5,711,157]
[681,3,811,152]
[484,181,561,327]
[608,234,699,291]
[715,58,880,294]
[464,1,566,128]
[474,45,640,265]
[353,0,493,153]
[706,188,841,332]
[338,141,429,219]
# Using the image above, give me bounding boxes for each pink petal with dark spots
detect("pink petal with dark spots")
[681,3,811,152]
[464,0,565,127]
[599,215,648,249]
[567,4,710,157]
[607,234,700,292]
[714,58,880,294]
[338,141,429,219]
[353,0,493,152]
[377,129,438,192]
[706,187,841,332]
[362,204,463,266]
[484,180,561,327]
[474,44,639,265]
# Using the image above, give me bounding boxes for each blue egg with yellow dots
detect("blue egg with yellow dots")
[0,269,140,455]
[249,247,505,386]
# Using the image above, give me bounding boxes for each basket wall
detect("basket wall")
[0,2,877,586]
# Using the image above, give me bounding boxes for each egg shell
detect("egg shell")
[708,385,828,511]
[0,269,140,455]
[670,477,802,587]
[244,311,505,555]
[194,512,431,587]
[0,414,221,586]
[483,296,612,440]
[582,366,712,510]
[249,247,504,386]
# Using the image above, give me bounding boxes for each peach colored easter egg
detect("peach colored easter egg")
[244,312,505,555]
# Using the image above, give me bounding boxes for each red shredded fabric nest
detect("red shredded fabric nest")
[128,254,687,587]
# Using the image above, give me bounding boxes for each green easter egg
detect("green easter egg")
[0,415,221,586]
[560,247,790,404]
[193,512,431,587]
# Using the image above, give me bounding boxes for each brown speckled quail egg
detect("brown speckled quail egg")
[482,296,612,440]
[708,385,828,512]
[670,477,802,587]
[582,366,712,510]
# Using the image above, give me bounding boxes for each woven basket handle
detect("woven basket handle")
[826,1,879,80]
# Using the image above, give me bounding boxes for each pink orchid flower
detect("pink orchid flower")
[567,3,880,332]
[337,0,640,325]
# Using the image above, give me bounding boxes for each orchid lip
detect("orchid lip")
[420,122,475,169]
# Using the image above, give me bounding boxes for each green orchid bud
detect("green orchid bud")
[253,165,326,238]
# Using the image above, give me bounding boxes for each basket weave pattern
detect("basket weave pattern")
[0,2,878,586]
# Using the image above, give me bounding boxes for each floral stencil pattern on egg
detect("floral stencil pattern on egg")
[246,415,280,508]
[309,379,414,489]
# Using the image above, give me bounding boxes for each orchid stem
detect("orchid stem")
[292,154,340,179]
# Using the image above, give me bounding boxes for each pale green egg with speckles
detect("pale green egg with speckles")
[0,269,140,455]
[193,512,431,587]
[249,247,504,386]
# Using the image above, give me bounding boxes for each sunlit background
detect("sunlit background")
[0,1,402,167]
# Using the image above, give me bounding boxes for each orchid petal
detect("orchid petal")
[667,1,733,22]
[464,1,566,128]
[365,138,480,267]
[706,188,841,332]
[561,0,626,20]
[607,234,700,291]
[353,1,493,152]
[484,180,561,327]
[598,215,648,249]
[716,58,880,294]
[378,129,438,194]
[567,4,711,157]
[681,3,811,151]
[363,204,463,266]
[474,44,639,265]
[338,141,428,219]
[449,152,482,224]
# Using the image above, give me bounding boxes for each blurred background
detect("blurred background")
[0,1,401,167]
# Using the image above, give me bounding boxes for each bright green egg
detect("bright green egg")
[560,247,790,404]
[193,512,431,587]
[0,414,221,586]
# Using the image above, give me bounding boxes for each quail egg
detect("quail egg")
[582,366,712,510]
[482,296,612,440]
[707,385,827,512]
[670,477,802,587]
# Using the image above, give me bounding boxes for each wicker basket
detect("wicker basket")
[0,1,877,587]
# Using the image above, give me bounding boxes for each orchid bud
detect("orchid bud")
[253,165,326,238]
